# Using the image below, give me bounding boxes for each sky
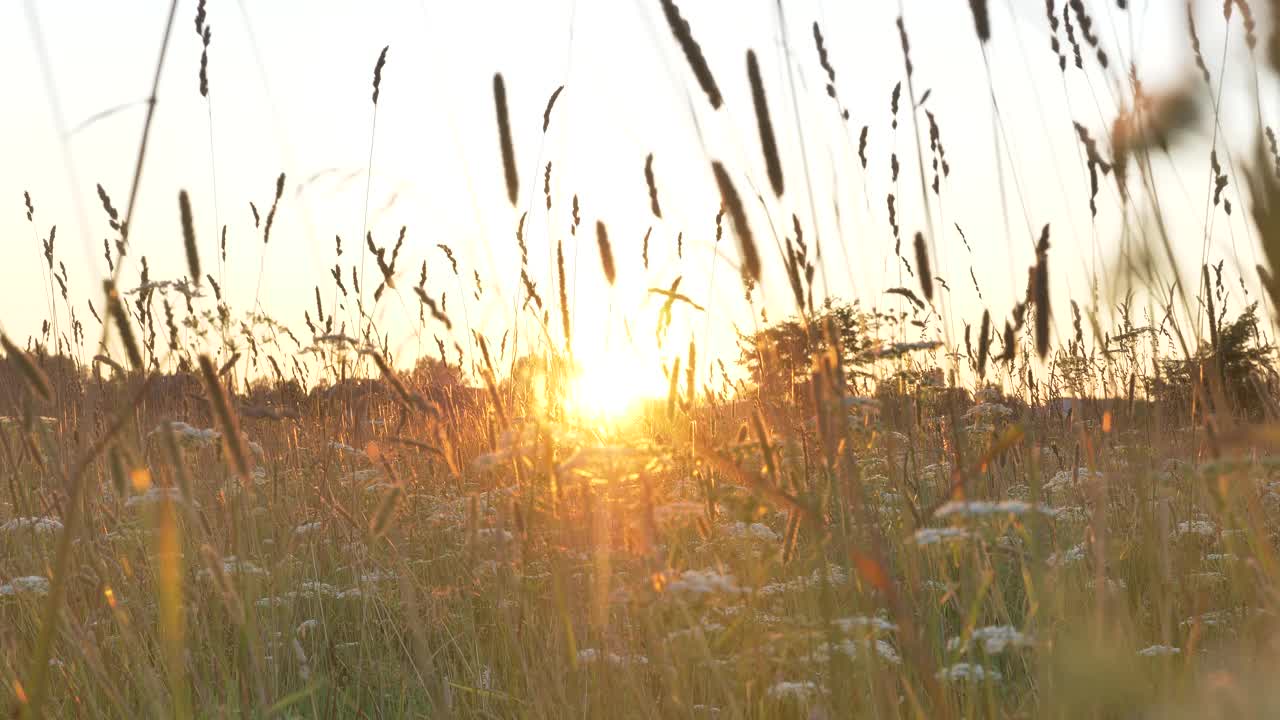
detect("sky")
[2,0,1275,394]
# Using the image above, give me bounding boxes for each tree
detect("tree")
[1153,304,1277,421]
[738,299,873,402]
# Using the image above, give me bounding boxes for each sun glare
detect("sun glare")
[566,352,664,422]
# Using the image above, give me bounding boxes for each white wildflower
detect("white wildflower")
[1174,520,1217,539]
[722,522,780,542]
[0,517,63,535]
[153,421,220,447]
[948,625,1034,654]
[910,527,970,546]
[934,500,1055,520]
[963,403,1012,420]
[575,648,648,666]
[808,638,902,665]
[329,441,366,458]
[294,521,323,537]
[198,556,266,580]
[1042,468,1103,496]
[665,569,742,598]
[652,501,704,525]
[767,681,824,699]
[1137,645,1180,657]
[125,486,194,509]
[0,575,50,597]
[1047,543,1087,567]
[936,663,1002,683]
[833,616,898,634]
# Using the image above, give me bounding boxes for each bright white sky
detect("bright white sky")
[1,0,1274,394]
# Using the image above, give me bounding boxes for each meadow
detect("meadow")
[7,0,1280,717]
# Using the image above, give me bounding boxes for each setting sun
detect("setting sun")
[565,350,665,422]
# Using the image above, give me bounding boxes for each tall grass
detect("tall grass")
[9,2,1280,718]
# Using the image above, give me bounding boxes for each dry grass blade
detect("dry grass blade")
[179,190,200,285]
[543,85,564,133]
[104,281,144,372]
[969,0,991,42]
[977,309,992,378]
[596,221,616,286]
[0,334,52,401]
[493,73,519,206]
[711,161,760,284]
[197,354,252,484]
[644,153,662,219]
[1034,224,1051,358]
[746,50,784,197]
[371,45,388,104]
[913,232,934,302]
[658,0,723,109]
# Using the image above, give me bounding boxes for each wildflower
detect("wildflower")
[294,521,323,537]
[936,663,1002,683]
[722,521,780,542]
[0,576,50,597]
[329,441,366,458]
[934,500,1056,520]
[1174,520,1217,538]
[296,619,320,637]
[1042,468,1103,496]
[807,638,902,665]
[832,615,898,634]
[1137,645,1180,657]
[476,528,514,543]
[948,625,1034,654]
[1047,543,1087,567]
[665,569,743,598]
[125,486,195,509]
[0,517,63,535]
[652,501,704,525]
[766,681,825,699]
[198,556,266,580]
[152,421,220,447]
[910,527,970,546]
[576,648,648,666]
[963,403,1012,420]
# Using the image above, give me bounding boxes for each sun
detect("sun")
[566,351,664,422]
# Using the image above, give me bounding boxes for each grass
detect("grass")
[8,1,1280,717]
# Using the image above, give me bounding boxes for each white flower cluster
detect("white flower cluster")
[294,521,323,537]
[807,638,902,665]
[832,615,898,634]
[963,403,1013,420]
[255,581,366,608]
[936,663,1002,683]
[910,527,970,546]
[665,569,743,598]
[0,517,63,535]
[125,487,195,509]
[934,500,1056,520]
[0,575,50,597]
[1137,645,1180,657]
[198,556,267,580]
[758,566,849,596]
[575,648,649,666]
[722,521,779,542]
[153,421,220,447]
[1047,543,1087,567]
[766,681,824,699]
[947,625,1034,654]
[1043,468,1104,496]
[1174,520,1217,539]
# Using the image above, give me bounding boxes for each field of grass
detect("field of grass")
[9,0,1280,717]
